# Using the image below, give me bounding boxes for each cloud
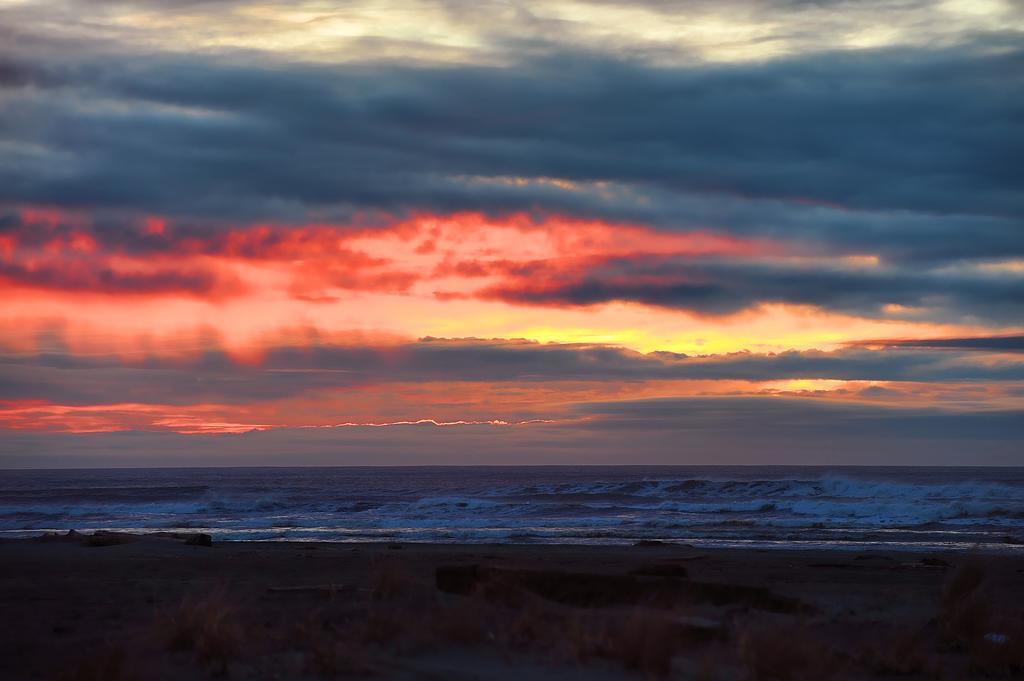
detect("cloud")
[1,1,1021,464]
[0,259,238,296]
[2,395,1021,467]
[4,206,1023,322]
[574,395,1024,441]
[2,31,1023,324]
[5,0,1019,69]
[0,208,425,296]
[0,37,1021,233]
[3,339,1022,407]
[468,253,1024,322]
[852,334,1024,352]
[0,57,44,88]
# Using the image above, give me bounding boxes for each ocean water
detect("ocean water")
[2,466,1023,551]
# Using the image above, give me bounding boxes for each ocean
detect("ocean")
[2,466,1023,551]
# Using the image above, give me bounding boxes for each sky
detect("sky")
[1,0,1023,467]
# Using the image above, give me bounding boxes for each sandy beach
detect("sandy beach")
[2,533,1023,680]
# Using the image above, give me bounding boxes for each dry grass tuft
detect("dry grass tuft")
[360,600,444,654]
[855,625,936,677]
[289,610,374,679]
[941,561,991,646]
[561,608,681,678]
[359,604,408,647]
[432,594,500,647]
[936,560,1024,675]
[738,623,843,681]
[302,629,373,678]
[57,644,134,681]
[498,600,565,652]
[161,591,243,674]
[359,558,436,651]
[562,609,606,662]
[608,609,679,678]
[368,557,418,602]
[964,611,1024,676]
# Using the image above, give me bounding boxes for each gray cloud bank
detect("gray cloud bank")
[2,396,1021,467]
[1,15,1022,325]
[3,339,1023,406]
[472,255,1024,323]
[1,34,1021,233]
[2,21,1023,323]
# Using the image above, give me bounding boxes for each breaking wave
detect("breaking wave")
[1,466,1022,551]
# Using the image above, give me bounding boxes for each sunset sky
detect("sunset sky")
[1,0,1022,466]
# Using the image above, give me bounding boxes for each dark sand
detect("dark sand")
[2,534,1023,680]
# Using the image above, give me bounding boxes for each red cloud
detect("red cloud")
[2,205,779,305]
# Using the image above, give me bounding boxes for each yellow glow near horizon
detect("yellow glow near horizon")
[2,207,1013,361]
[0,290,1002,359]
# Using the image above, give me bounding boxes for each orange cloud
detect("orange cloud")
[5,373,1020,435]
[1,204,1004,367]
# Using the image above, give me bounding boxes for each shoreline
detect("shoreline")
[9,529,1024,555]
[3,532,1023,679]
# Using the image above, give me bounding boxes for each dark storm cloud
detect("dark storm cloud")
[474,255,1024,322]
[0,36,1021,242]
[852,335,1024,352]
[3,340,1022,406]
[2,12,1022,328]
[2,396,1022,467]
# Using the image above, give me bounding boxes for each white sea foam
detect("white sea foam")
[2,467,1022,550]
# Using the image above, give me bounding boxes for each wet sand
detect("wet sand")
[1,533,1023,680]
